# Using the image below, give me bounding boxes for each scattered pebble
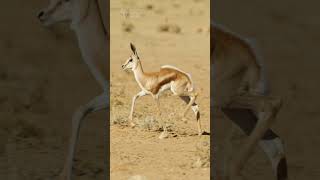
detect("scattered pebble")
[128,175,148,180]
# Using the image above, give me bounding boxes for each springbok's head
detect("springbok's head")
[37,0,90,27]
[122,43,140,71]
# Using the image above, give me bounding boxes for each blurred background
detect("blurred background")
[0,1,107,179]
[213,0,320,179]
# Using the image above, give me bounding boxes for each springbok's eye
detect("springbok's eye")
[129,59,133,62]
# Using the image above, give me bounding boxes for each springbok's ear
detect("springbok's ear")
[130,43,136,53]
[72,0,90,24]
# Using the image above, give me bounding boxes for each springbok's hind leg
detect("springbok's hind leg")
[259,138,287,180]
[181,92,197,118]
[59,93,108,180]
[222,108,288,180]
[179,96,203,135]
[225,94,282,179]
[192,104,203,135]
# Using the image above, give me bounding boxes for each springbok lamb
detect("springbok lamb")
[38,0,108,179]
[122,43,203,139]
[211,22,288,180]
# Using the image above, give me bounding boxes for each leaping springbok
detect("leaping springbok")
[122,43,203,139]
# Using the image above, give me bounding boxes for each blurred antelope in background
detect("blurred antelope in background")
[211,22,288,180]
[38,0,108,179]
[122,43,203,139]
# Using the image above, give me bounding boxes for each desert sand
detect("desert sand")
[110,0,210,180]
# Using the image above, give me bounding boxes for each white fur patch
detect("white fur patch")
[259,137,285,172]
[191,105,199,113]
[157,83,171,96]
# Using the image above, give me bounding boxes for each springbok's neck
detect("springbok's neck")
[135,60,144,73]
[71,0,109,90]
[133,61,147,86]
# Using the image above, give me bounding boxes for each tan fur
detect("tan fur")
[138,66,191,95]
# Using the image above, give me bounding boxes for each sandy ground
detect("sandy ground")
[110,0,210,180]
[214,0,320,179]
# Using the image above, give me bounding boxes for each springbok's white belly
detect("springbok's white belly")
[156,83,172,96]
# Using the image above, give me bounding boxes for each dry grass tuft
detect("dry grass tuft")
[158,23,181,34]
[193,136,210,168]
[145,4,153,10]
[12,119,44,140]
[122,22,134,33]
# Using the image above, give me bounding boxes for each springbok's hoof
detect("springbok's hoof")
[129,122,136,128]
[159,131,169,139]
[198,131,204,136]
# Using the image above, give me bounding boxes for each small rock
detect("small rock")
[128,175,148,180]
[193,158,204,168]
[158,131,169,139]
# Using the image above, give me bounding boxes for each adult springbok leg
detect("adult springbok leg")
[180,96,203,135]
[225,94,282,179]
[129,91,147,127]
[60,93,108,180]
[222,109,288,180]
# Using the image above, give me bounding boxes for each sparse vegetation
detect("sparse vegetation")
[122,22,134,32]
[193,136,210,168]
[158,23,181,34]
[13,119,44,140]
[145,4,153,10]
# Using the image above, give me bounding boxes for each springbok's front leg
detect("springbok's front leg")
[226,94,282,179]
[154,95,168,139]
[59,92,108,180]
[129,91,147,127]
